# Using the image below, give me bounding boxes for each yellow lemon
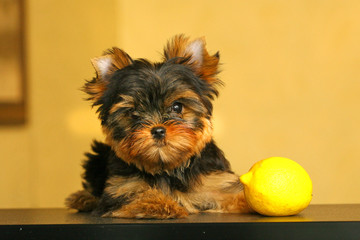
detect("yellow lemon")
[240,157,312,216]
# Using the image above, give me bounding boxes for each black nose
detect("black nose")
[151,126,166,140]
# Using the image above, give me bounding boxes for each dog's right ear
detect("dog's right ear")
[83,47,132,103]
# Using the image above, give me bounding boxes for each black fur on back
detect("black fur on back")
[82,141,110,197]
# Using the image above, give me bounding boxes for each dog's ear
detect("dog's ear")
[84,48,132,103]
[163,35,220,85]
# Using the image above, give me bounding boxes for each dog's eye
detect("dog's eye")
[129,110,140,120]
[131,114,140,120]
[171,102,183,114]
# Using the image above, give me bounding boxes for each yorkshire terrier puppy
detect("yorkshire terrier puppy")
[66,35,251,219]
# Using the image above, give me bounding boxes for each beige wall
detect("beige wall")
[0,0,116,207]
[1,0,359,208]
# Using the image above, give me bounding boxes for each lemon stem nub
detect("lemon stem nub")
[240,172,253,186]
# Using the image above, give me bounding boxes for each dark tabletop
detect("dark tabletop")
[1,204,359,240]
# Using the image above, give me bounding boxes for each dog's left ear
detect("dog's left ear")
[84,48,132,103]
[163,35,220,85]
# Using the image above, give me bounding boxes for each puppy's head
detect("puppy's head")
[84,35,221,174]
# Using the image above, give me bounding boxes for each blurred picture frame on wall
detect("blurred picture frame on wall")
[0,0,26,124]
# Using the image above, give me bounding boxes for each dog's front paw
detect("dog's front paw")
[212,190,254,214]
[104,189,188,219]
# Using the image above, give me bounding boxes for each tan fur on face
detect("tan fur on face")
[106,117,213,175]
[108,122,197,174]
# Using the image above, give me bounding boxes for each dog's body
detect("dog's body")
[66,35,250,219]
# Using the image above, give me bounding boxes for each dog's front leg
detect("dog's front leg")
[105,188,188,219]
[96,176,188,219]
